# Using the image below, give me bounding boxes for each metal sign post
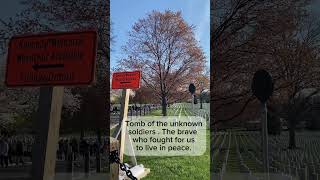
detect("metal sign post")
[189,83,196,110]
[261,102,269,180]
[192,94,194,110]
[251,69,273,180]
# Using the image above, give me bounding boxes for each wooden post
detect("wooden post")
[32,86,64,180]
[110,137,119,180]
[119,89,130,162]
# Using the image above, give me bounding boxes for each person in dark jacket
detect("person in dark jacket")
[0,138,9,168]
[0,139,4,168]
[15,140,24,166]
[80,138,88,158]
[93,140,100,157]
[71,138,78,161]
[65,139,70,160]
[58,139,63,160]
[7,139,13,165]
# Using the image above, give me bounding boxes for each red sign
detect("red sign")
[5,31,97,87]
[112,71,141,89]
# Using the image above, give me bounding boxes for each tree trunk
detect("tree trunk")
[200,93,203,109]
[288,121,296,149]
[161,96,167,116]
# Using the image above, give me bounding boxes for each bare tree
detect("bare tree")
[283,88,320,148]
[211,0,317,122]
[131,86,156,105]
[118,10,206,116]
[193,71,209,109]
[211,0,320,148]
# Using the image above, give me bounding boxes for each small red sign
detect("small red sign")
[112,71,141,89]
[5,31,97,87]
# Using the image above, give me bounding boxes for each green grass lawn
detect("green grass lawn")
[147,108,177,116]
[130,130,210,180]
[110,127,116,136]
[123,106,210,180]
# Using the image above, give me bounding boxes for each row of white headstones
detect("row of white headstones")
[212,131,320,180]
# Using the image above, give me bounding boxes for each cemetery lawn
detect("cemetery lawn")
[125,107,210,180]
[147,107,190,116]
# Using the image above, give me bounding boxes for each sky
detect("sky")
[0,1,25,20]
[311,0,320,16]
[110,0,210,69]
